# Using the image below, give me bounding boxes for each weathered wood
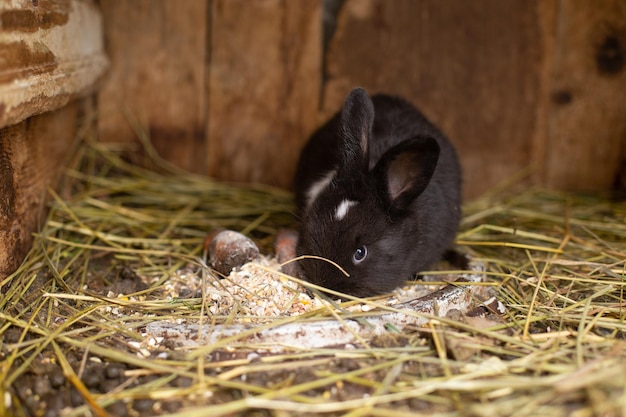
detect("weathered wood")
[0,101,85,279]
[88,0,624,195]
[528,1,559,189]
[0,0,108,129]
[0,0,108,128]
[541,0,626,191]
[207,0,322,188]
[0,0,105,279]
[323,0,545,199]
[97,0,208,174]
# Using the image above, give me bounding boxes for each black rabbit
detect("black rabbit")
[293,88,461,297]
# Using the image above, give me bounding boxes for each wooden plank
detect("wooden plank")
[0,0,108,128]
[542,0,626,191]
[528,1,559,189]
[322,0,547,199]
[207,0,322,188]
[0,101,85,279]
[97,0,208,174]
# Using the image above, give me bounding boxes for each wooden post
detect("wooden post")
[0,0,106,279]
[0,103,86,279]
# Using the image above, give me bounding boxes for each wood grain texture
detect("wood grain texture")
[97,0,208,174]
[0,101,84,279]
[92,0,624,194]
[0,0,108,128]
[542,0,626,191]
[207,0,322,188]
[323,0,545,199]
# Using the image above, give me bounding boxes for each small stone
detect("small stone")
[99,378,120,394]
[162,400,183,413]
[69,387,84,407]
[32,376,51,396]
[41,393,63,417]
[207,230,260,275]
[133,398,154,412]
[3,327,22,344]
[48,366,65,388]
[106,400,129,417]
[82,366,103,389]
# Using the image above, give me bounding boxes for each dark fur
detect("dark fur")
[294,88,461,297]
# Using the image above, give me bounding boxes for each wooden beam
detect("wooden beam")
[0,0,108,128]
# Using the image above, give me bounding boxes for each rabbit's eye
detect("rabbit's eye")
[353,246,368,264]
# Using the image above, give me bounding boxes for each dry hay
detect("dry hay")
[1,138,625,417]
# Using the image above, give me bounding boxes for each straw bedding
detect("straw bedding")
[1,138,625,417]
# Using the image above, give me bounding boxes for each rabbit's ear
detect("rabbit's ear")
[338,88,374,174]
[374,136,440,212]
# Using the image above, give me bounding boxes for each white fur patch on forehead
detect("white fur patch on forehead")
[305,170,336,209]
[334,199,358,221]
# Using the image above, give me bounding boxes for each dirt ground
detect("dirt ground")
[5,253,469,417]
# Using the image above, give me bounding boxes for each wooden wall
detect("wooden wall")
[97,0,626,198]
[1,0,624,279]
[0,0,106,279]
[0,101,87,278]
